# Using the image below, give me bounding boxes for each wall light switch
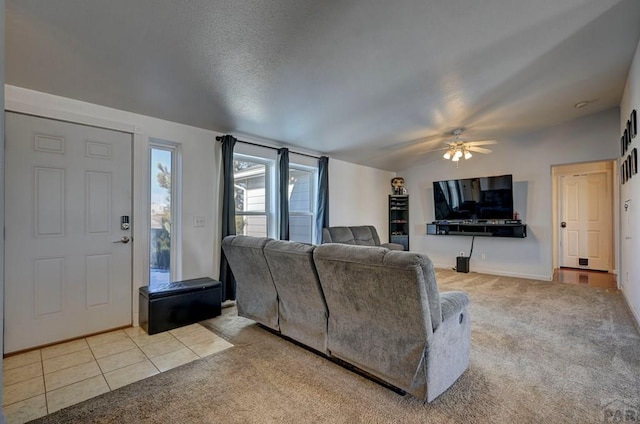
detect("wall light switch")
[193,216,206,227]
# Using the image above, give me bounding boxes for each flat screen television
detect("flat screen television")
[433,174,513,221]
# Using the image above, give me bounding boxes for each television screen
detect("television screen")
[433,174,513,221]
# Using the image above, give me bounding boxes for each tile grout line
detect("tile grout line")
[124,330,162,376]
[44,335,93,413]
[86,336,115,392]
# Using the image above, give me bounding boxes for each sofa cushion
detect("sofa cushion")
[264,240,328,353]
[350,226,379,246]
[323,226,404,250]
[381,250,442,329]
[313,243,435,397]
[221,235,279,330]
[324,227,356,244]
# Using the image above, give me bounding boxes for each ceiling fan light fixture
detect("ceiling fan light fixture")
[438,129,495,163]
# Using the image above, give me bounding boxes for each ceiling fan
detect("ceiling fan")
[438,129,496,162]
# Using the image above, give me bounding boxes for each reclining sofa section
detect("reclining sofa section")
[221,235,470,403]
[322,225,405,250]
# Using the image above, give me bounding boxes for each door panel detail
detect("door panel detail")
[34,257,64,317]
[34,134,65,154]
[34,167,65,237]
[86,254,112,307]
[86,171,112,234]
[86,140,112,159]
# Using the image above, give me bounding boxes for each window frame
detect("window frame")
[232,151,319,242]
[233,153,276,238]
[288,163,318,244]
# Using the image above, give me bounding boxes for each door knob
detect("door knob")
[113,236,131,244]
[560,222,567,228]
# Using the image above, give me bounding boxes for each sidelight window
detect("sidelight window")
[149,142,179,286]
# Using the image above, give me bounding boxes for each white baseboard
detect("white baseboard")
[434,263,552,282]
[620,286,640,334]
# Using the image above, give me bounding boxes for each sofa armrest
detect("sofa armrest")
[440,291,470,322]
[380,242,405,251]
[322,228,332,243]
[426,295,470,402]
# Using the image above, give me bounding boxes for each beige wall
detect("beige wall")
[398,108,620,280]
[328,159,395,243]
[619,39,640,327]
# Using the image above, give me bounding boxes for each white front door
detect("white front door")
[5,112,133,353]
[560,172,612,271]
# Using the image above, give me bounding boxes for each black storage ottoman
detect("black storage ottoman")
[139,277,222,335]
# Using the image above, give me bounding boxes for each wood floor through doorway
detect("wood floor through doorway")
[553,267,617,289]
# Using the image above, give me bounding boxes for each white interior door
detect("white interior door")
[5,112,133,353]
[560,172,612,271]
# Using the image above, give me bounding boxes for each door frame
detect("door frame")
[5,100,150,327]
[552,160,618,278]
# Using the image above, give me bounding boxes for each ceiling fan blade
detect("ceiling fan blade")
[414,149,443,157]
[425,145,453,151]
[465,140,497,146]
[467,146,493,154]
[380,133,445,151]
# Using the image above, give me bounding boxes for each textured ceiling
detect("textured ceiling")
[6,0,640,170]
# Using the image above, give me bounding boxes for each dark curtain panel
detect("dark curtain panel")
[219,135,237,301]
[278,148,290,240]
[315,156,329,244]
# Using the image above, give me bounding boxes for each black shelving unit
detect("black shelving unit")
[389,195,409,250]
[426,222,527,238]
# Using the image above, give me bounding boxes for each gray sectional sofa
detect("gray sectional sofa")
[322,225,405,250]
[221,235,470,403]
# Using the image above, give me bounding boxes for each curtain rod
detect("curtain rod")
[216,136,320,159]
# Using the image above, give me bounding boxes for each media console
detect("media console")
[426,222,527,238]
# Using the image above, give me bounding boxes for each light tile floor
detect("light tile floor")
[2,324,233,424]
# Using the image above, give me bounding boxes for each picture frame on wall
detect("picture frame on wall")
[625,129,630,153]
[627,155,632,180]
[621,110,638,159]
[623,162,627,184]
[633,148,638,175]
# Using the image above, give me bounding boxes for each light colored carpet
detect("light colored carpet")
[30,270,640,423]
